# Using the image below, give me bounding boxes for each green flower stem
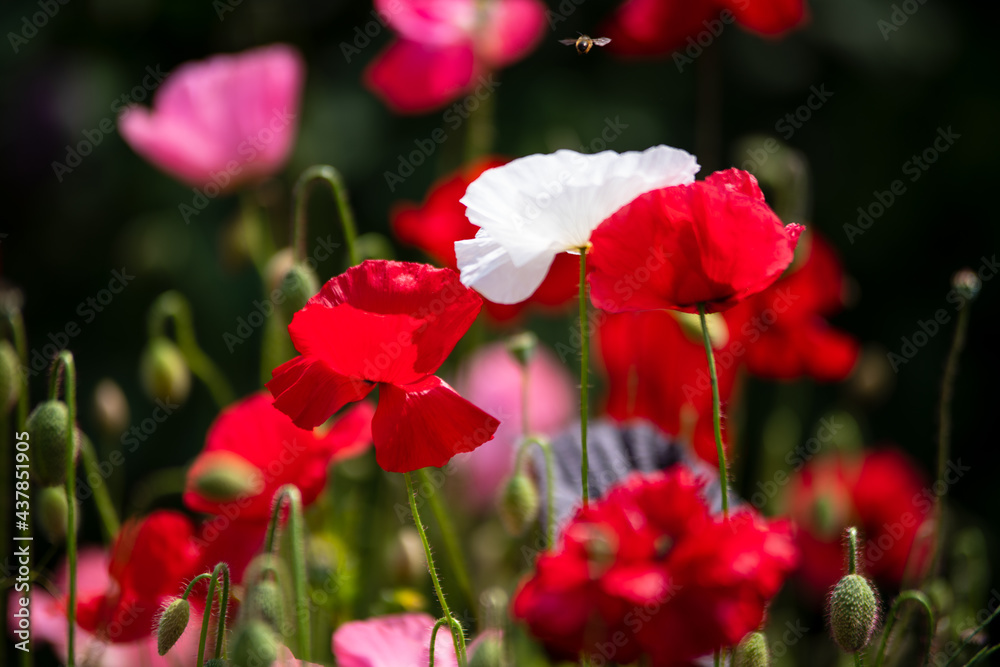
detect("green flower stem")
[49,352,78,667]
[963,643,1000,666]
[182,573,213,599]
[214,564,231,660]
[292,165,360,266]
[265,485,311,661]
[78,434,120,541]
[578,248,591,506]
[196,567,218,667]
[855,653,866,667]
[931,300,973,578]
[148,291,235,408]
[514,436,555,549]
[847,526,859,575]
[697,304,729,516]
[713,650,720,667]
[417,468,476,620]
[874,590,934,667]
[940,605,1000,667]
[404,472,467,666]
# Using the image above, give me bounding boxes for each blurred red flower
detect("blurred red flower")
[597,310,738,465]
[723,233,859,381]
[784,448,933,594]
[267,260,499,472]
[512,468,797,664]
[184,392,373,521]
[589,169,803,314]
[391,158,578,323]
[364,0,546,113]
[75,511,202,643]
[600,0,807,57]
[118,44,304,191]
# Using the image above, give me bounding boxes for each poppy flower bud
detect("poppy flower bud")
[189,451,264,503]
[230,620,279,667]
[307,534,339,587]
[671,311,729,349]
[204,660,227,667]
[156,596,191,656]
[386,527,427,585]
[140,337,191,404]
[952,269,981,302]
[498,473,540,537]
[829,574,879,653]
[505,332,538,368]
[0,340,21,412]
[469,630,504,667]
[247,578,285,634]
[38,486,76,544]
[92,378,130,439]
[278,263,319,321]
[26,400,80,487]
[733,631,770,667]
[356,232,396,262]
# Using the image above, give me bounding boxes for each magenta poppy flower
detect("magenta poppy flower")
[118,44,304,190]
[364,0,546,113]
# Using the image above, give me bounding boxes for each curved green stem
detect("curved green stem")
[265,485,311,661]
[698,304,729,516]
[578,248,590,506]
[940,605,1000,667]
[196,567,219,667]
[292,165,360,266]
[429,617,460,667]
[404,472,467,665]
[182,573,213,599]
[148,291,235,408]
[515,436,555,549]
[874,590,934,667]
[417,468,476,621]
[930,301,972,579]
[49,352,78,667]
[847,526,859,575]
[78,434,120,541]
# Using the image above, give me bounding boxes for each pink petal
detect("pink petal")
[333,612,459,667]
[476,0,547,67]
[377,0,476,44]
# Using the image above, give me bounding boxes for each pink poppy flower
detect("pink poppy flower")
[364,0,546,113]
[333,612,458,667]
[119,44,304,191]
[452,342,575,510]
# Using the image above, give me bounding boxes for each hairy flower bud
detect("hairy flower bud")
[230,620,279,667]
[189,450,264,503]
[26,400,80,487]
[38,486,76,544]
[278,263,319,321]
[733,631,770,667]
[140,337,191,404]
[0,340,21,412]
[469,630,504,667]
[204,660,227,667]
[498,473,540,537]
[247,579,285,634]
[92,378,130,439]
[157,597,191,656]
[829,574,879,653]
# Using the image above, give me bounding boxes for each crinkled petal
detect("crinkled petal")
[372,377,499,472]
[455,231,558,304]
[267,355,377,429]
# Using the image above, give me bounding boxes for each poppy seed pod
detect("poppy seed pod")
[140,337,191,404]
[26,400,80,487]
[156,597,191,656]
[0,340,21,412]
[498,473,540,537]
[829,574,879,653]
[38,486,76,544]
[733,631,770,667]
[230,620,279,667]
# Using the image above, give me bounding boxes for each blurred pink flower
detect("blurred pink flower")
[332,612,458,667]
[364,0,546,113]
[7,547,201,666]
[452,342,574,511]
[119,44,304,191]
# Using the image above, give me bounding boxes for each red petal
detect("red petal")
[267,355,376,429]
[722,0,807,35]
[364,38,475,114]
[371,376,499,472]
[601,0,718,56]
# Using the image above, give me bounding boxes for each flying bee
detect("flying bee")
[559,35,611,55]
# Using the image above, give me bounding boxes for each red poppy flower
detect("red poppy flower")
[784,448,932,595]
[597,310,738,465]
[75,511,203,643]
[589,169,803,314]
[600,0,807,57]
[512,468,797,664]
[723,233,859,381]
[267,260,499,473]
[184,392,373,521]
[392,159,579,323]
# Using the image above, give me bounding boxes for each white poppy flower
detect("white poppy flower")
[455,145,699,304]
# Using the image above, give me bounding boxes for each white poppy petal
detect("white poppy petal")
[456,234,557,304]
